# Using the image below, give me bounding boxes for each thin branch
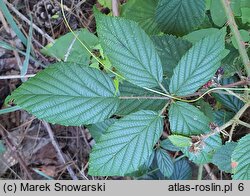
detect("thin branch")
[197,165,203,180]
[119,96,169,100]
[238,120,250,129]
[0,74,35,80]
[204,164,217,180]
[42,121,78,180]
[221,0,250,77]
[112,0,119,16]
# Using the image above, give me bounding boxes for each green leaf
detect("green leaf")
[231,30,250,49]
[169,29,226,96]
[170,158,192,180]
[121,0,160,35]
[98,0,112,8]
[86,119,116,142]
[155,0,206,35]
[222,45,240,77]
[213,77,244,113]
[152,35,192,77]
[168,135,192,148]
[0,140,6,154]
[169,102,211,136]
[160,139,180,152]
[95,9,163,88]
[183,28,220,44]
[232,134,250,179]
[156,149,174,177]
[195,100,214,121]
[129,151,156,177]
[116,81,166,115]
[10,62,119,126]
[212,142,237,173]
[210,0,241,27]
[182,133,222,164]
[213,110,234,126]
[41,29,98,64]
[241,7,250,24]
[88,110,163,176]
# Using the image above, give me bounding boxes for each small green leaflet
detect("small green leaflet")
[155,0,206,35]
[156,148,174,177]
[121,0,160,35]
[95,9,163,88]
[183,28,220,44]
[116,81,166,115]
[169,29,226,96]
[169,102,211,136]
[168,135,192,148]
[212,142,237,173]
[10,63,120,126]
[41,29,98,65]
[232,134,250,180]
[152,35,192,77]
[88,110,163,176]
[160,139,180,152]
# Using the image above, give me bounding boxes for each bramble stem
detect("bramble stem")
[197,165,203,180]
[220,0,250,77]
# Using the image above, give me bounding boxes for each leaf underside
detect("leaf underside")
[88,110,163,176]
[10,63,119,126]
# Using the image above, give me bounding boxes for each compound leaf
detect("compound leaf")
[95,10,163,88]
[88,110,163,176]
[169,30,226,96]
[156,148,174,177]
[155,0,206,35]
[152,35,192,77]
[232,134,250,180]
[212,142,237,173]
[10,62,119,126]
[169,102,211,136]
